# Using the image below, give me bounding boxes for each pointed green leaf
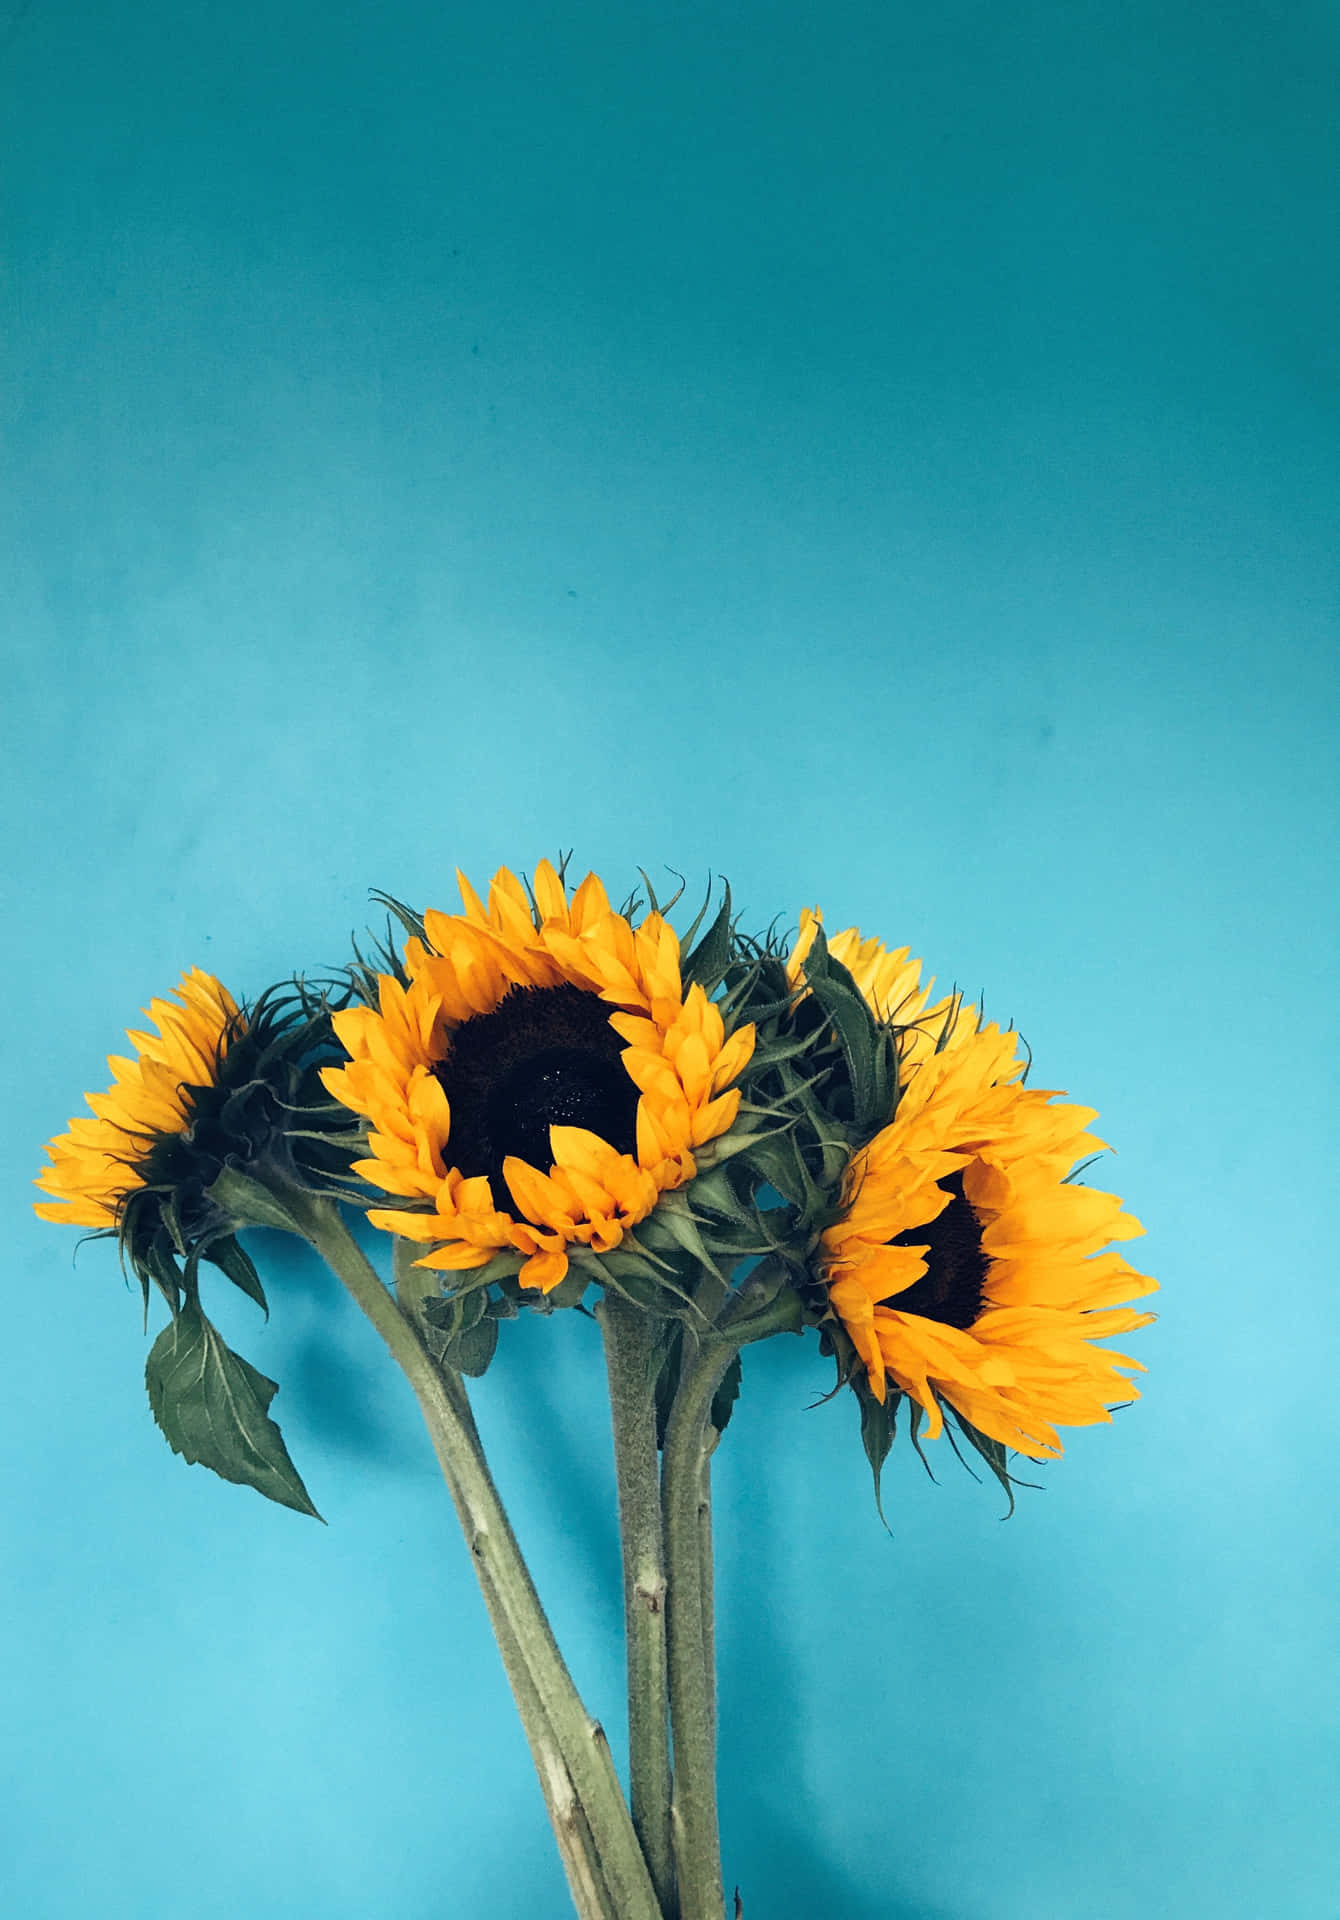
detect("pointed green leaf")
[859,1387,897,1527]
[543,1267,593,1310]
[727,1278,804,1340]
[144,1232,184,1317]
[746,1030,824,1071]
[709,1350,742,1435]
[208,1165,311,1236]
[735,1129,823,1217]
[906,1397,938,1480]
[145,1299,322,1519]
[600,1262,680,1315]
[947,1407,1021,1517]
[801,926,889,1132]
[643,1192,725,1281]
[693,1128,774,1170]
[681,1166,743,1219]
[654,1322,684,1449]
[446,1314,499,1377]
[682,884,733,992]
[205,1235,269,1315]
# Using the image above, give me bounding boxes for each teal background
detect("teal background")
[3,3,1336,1915]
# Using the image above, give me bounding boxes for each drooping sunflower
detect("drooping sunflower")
[322,861,756,1292]
[818,1013,1157,1461]
[35,969,244,1230]
[35,969,356,1307]
[35,970,352,1518]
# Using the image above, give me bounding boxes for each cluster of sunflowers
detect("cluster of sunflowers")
[35,860,1155,1920]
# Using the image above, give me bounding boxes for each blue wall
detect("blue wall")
[4,4,1336,1915]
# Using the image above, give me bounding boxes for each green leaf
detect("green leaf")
[728,1278,804,1340]
[144,1231,184,1317]
[205,1235,269,1315]
[735,1129,822,1218]
[801,925,889,1133]
[420,1287,499,1372]
[208,1165,310,1236]
[145,1299,322,1519]
[654,1322,684,1449]
[453,1247,525,1292]
[543,1266,593,1311]
[642,1191,725,1281]
[709,1350,742,1436]
[693,1128,773,1170]
[681,883,733,992]
[601,1264,679,1314]
[681,1166,744,1220]
[859,1387,897,1528]
[947,1407,1021,1517]
[745,1030,823,1071]
[421,1288,487,1337]
[447,1314,499,1377]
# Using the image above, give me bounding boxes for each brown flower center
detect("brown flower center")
[434,983,641,1208]
[883,1170,988,1329]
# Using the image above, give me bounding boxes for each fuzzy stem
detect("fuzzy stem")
[487,1576,621,1920]
[289,1194,662,1920]
[598,1293,677,1917]
[661,1284,801,1920]
[391,1243,619,1920]
[661,1338,734,1920]
[698,1434,719,1754]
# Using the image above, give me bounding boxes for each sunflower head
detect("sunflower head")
[323,861,760,1303]
[35,972,359,1316]
[813,1002,1157,1502]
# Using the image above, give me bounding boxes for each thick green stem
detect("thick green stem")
[662,1338,734,1920]
[698,1435,719,1754]
[392,1243,618,1919]
[290,1195,663,1920]
[662,1284,802,1920]
[598,1294,677,1917]
[487,1578,621,1920]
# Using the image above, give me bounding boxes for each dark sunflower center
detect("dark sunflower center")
[883,1170,988,1330]
[433,983,641,1208]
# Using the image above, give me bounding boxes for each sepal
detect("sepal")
[680,883,734,995]
[419,1289,501,1378]
[797,922,897,1135]
[209,1164,313,1237]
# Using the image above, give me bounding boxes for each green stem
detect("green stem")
[289,1195,663,1920]
[662,1283,801,1920]
[662,1337,734,1920]
[392,1243,619,1920]
[598,1294,677,1917]
[487,1575,621,1920]
[698,1433,719,1755]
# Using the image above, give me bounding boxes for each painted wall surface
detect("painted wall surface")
[3,4,1336,1916]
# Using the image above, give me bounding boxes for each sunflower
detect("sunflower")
[35,969,243,1229]
[322,861,756,1292]
[818,1014,1157,1461]
[786,907,962,1083]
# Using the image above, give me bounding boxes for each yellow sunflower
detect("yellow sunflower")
[786,907,963,1082]
[34,969,242,1229]
[819,1014,1157,1461]
[322,861,756,1292]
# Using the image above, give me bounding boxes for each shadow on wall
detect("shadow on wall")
[716,1451,974,1920]
[237,1224,422,1469]
[726,1811,972,1920]
[240,1227,978,1913]
[251,1221,627,1619]
[480,1302,626,1638]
